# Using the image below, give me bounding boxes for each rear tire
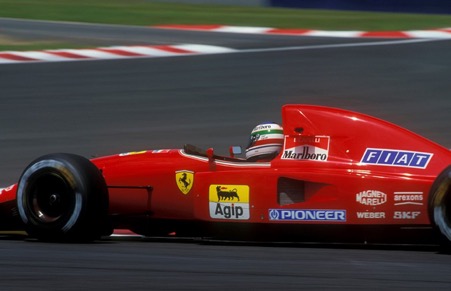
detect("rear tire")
[428,165,451,247]
[16,153,109,242]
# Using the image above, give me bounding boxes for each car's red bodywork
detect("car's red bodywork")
[1,105,450,243]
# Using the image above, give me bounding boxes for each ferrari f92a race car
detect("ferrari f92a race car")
[0,104,450,245]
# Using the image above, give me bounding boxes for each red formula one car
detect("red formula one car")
[0,104,450,245]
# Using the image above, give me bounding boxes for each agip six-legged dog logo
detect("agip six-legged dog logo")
[216,185,240,202]
[209,184,250,220]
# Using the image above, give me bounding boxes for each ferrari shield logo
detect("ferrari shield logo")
[176,170,194,195]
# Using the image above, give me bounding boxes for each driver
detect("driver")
[245,122,284,162]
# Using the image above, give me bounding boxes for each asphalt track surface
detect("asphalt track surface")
[0,18,451,290]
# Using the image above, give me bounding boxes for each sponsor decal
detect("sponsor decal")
[175,170,194,195]
[209,185,250,220]
[394,192,423,206]
[119,151,147,157]
[356,190,387,206]
[394,211,421,220]
[254,124,272,131]
[282,136,330,161]
[269,209,346,222]
[360,148,432,169]
[356,212,386,219]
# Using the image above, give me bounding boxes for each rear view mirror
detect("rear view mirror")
[229,146,242,158]
[206,148,214,160]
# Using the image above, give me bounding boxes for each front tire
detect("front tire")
[17,153,109,242]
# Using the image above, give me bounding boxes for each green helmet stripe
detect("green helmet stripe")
[252,129,284,136]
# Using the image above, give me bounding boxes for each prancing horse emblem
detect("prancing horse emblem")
[175,170,194,195]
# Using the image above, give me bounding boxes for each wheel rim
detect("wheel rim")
[27,172,75,224]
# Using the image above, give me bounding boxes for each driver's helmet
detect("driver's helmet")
[245,122,284,161]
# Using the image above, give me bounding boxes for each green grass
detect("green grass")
[1,0,451,51]
[2,0,451,29]
[0,42,89,52]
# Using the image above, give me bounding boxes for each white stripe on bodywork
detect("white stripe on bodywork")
[179,150,270,168]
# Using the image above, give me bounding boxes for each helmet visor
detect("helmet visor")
[246,134,259,149]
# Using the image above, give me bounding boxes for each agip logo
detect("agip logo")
[282,136,330,161]
[209,185,250,220]
[176,170,194,195]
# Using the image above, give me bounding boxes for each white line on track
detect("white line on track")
[233,38,445,55]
